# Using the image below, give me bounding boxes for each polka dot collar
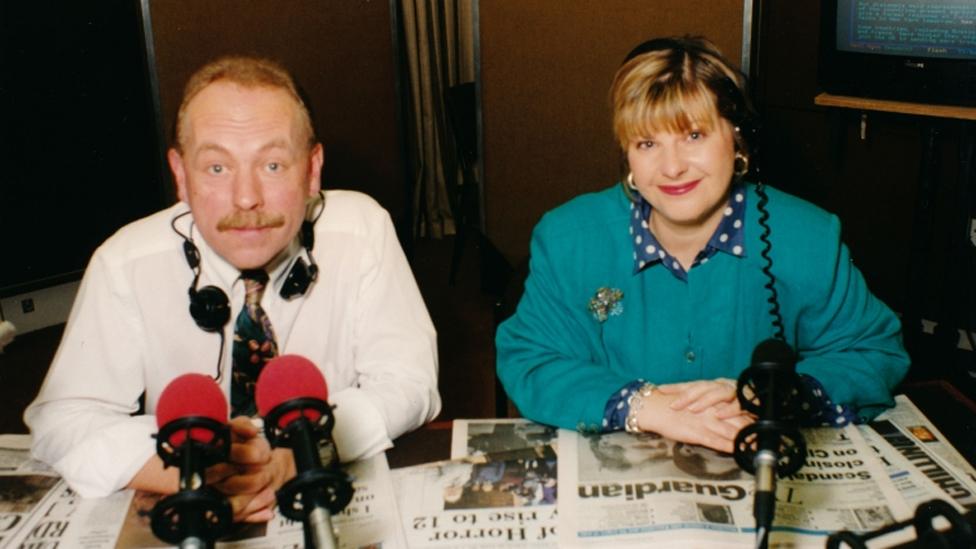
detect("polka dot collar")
[628,183,748,281]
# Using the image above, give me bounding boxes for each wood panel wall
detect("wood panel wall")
[147,0,408,229]
[479,1,745,263]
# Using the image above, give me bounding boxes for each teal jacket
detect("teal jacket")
[496,183,909,431]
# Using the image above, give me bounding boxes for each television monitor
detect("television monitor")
[819,0,976,106]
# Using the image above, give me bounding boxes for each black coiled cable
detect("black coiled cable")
[755,182,786,341]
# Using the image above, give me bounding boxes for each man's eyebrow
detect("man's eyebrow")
[258,139,293,152]
[191,140,296,162]
[195,142,230,155]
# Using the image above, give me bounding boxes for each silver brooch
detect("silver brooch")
[588,287,623,322]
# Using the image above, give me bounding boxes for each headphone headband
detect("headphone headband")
[622,36,705,64]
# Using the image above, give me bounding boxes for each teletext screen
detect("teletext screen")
[837,0,976,60]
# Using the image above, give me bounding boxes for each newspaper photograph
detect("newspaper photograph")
[0,435,67,549]
[392,453,558,548]
[451,420,558,460]
[0,474,61,547]
[0,475,97,549]
[38,453,404,549]
[557,426,912,548]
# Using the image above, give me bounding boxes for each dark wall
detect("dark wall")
[0,0,165,293]
[754,1,974,379]
[147,0,409,232]
[479,0,745,265]
[755,1,918,309]
[1,0,409,294]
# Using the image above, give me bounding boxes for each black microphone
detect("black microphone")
[827,499,976,548]
[255,355,354,549]
[733,338,807,549]
[151,373,233,549]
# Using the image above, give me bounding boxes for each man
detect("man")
[25,56,441,521]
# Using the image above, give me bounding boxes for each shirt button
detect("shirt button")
[685,351,696,363]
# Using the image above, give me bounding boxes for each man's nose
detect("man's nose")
[232,170,263,210]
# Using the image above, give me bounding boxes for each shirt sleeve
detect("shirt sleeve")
[24,251,156,498]
[329,207,441,462]
[791,214,909,422]
[602,379,647,431]
[797,374,859,427]
[496,218,633,431]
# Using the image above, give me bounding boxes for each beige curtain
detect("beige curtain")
[400,0,476,238]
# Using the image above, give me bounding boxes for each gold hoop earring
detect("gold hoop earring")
[626,172,638,190]
[734,153,749,177]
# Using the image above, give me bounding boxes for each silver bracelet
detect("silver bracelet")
[624,383,656,433]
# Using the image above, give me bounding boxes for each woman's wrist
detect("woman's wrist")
[624,382,657,433]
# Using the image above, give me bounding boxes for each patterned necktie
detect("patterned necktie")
[231,269,278,417]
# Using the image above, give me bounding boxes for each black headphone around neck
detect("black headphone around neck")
[171,193,324,333]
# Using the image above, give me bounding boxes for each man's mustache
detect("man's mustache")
[216,211,286,231]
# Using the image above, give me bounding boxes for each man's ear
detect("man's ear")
[168,148,188,203]
[306,143,324,197]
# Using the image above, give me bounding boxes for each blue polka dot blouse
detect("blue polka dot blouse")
[604,184,857,432]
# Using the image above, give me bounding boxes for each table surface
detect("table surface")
[386,380,976,469]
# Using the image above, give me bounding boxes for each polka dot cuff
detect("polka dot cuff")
[602,374,858,433]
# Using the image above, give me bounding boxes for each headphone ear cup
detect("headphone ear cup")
[189,285,230,332]
[280,220,319,299]
[279,257,317,299]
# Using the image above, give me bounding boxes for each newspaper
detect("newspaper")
[392,452,558,549]
[0,434,68,548]
[0,453,403,549]
[557,426,912,548]
[862,394,976,512]
[858,424,964,514]
[0,476,68,548]
[876,394,976,488]
[399,419,558,549]
[0,435,53,475]
[451,419,558,460]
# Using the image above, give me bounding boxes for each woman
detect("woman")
[495,36,908,454]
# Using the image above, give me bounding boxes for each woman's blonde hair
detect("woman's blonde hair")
[610,36,755,155]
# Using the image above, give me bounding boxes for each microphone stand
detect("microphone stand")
[151,417,233,549]
[827,499,976,548]
[264,398,354,549]
[733,339,807,549]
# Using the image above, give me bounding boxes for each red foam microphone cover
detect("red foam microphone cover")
[255,355,329,428]
[156,373,228,447]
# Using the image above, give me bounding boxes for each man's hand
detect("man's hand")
[636,383,754,453]
[207,416,295,523]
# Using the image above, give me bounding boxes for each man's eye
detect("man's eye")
[208,165,224,174]
[268,162,280,172]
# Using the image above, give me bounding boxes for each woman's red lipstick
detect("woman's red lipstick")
[659,179,701,196]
